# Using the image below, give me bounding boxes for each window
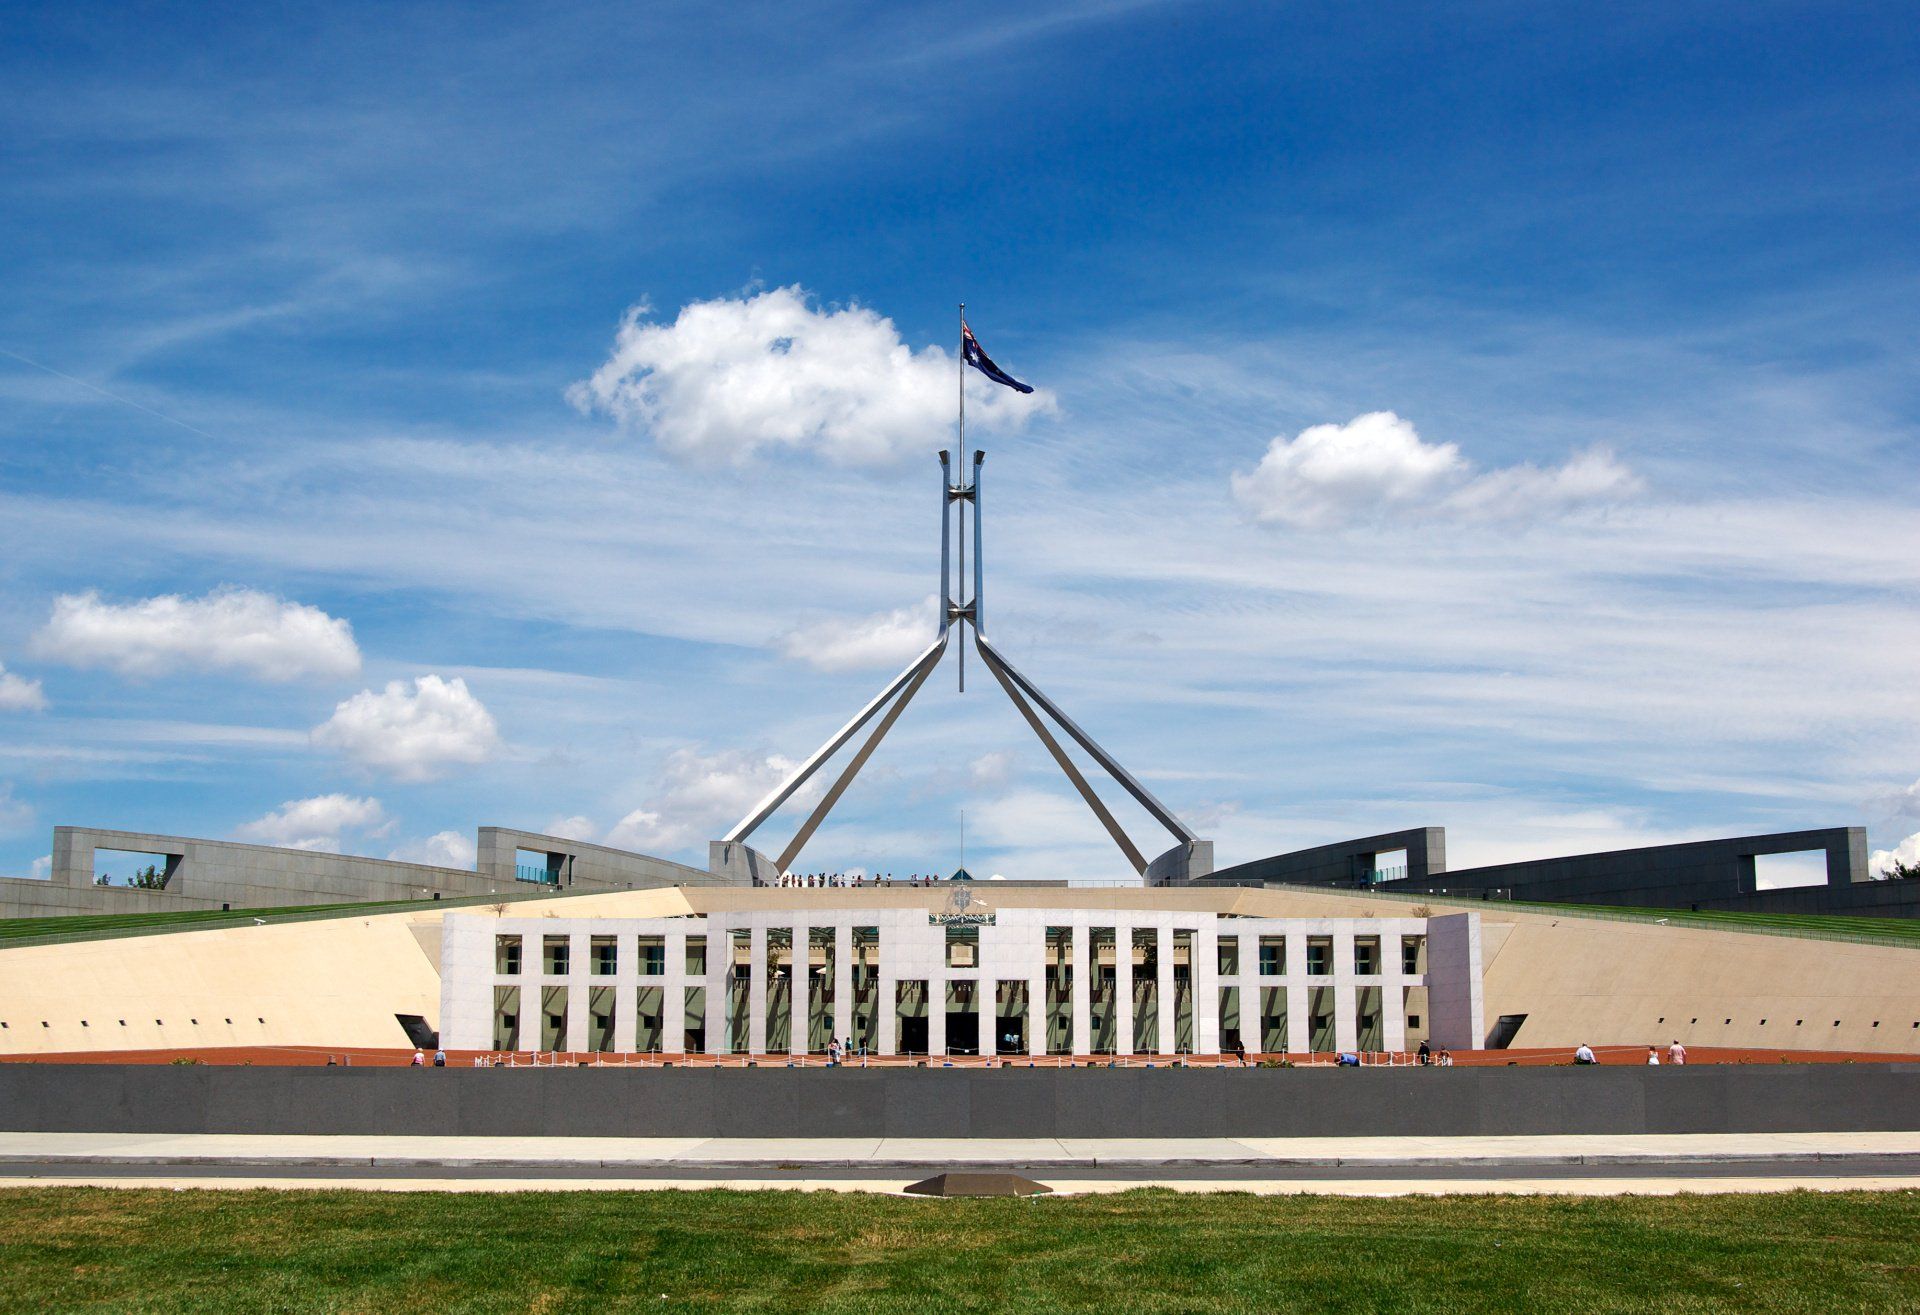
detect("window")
[1353,936,1380,975]
[684,986,707,1053]
[632,986,661,1053]
[685,936,707,975]
[945,925,978,968]
[1401,935,1425,975]
[1258,936,1285,975]
[91,847,177,890]
[495,934,522,975]
[493,987,520,1049]
[636,935,665,975]
[543,935,570,975]
[1217,938,1239,975]
[539,986,567,1050]
[589,986,617,1052]
[1306,936,1332,976]
[591,935,618,976]
[1752,850,1827,891]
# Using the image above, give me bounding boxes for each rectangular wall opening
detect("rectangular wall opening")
[515,848,563,886]
[1220,984,1241,1054]
[995,980,1027,1055]
[683,985,706,1053]
[1132,929,1158,1053]
[851,927,879,1054]
[632,985,660,1053]
[807,927,835,1054]
[1090,928,1116,1053]
[1754,850,1828,890]
[1045,927,1072,1055]
[945,980,978,1055]
[764,928,792,1052]
[896,979,929,1055]
[492,986,520,1050]
[92,848,178,890]
[727,931,751,1053]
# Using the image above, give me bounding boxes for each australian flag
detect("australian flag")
[961,321,1035,393]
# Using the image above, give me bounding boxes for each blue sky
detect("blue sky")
[2,1,1917,883]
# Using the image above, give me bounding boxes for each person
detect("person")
[433,1048,447,1068]
[1668,1039,1687,1065]
[411,1049,425,1067]
[1336,1051,1361,1067]
[1438,1050,1454,1067]
[1573,1042,1597,1065]
[1230,1037,1247,1066]
[1646,1046,1660,1066]
[827,1037,841,1066]
[1417,1039,1432,1066]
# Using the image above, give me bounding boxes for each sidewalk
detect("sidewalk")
[5,1130,1919,1170]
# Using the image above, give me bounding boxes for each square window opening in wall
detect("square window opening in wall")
[92,847,180,890]
[516,849,565,887]
[1752,850,1828,891]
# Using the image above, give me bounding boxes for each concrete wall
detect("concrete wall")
[2,1063,1916,1138]
[1204,828,1445,888]
[0,824,732,919]
[1209,826,1920,920]
[478,828,734,891]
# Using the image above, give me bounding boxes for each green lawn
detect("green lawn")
[2,1187,1918,1313]
[0,892,525,949]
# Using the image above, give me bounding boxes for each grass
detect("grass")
[1282,883,1920,948]
[1,1187,1919,1313]
[0,892,530,949]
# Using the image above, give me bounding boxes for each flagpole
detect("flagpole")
[957,302,966,694]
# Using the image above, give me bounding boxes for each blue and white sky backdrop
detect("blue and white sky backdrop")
[2,2,1917,883]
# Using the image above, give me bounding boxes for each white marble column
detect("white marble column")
[1333,927,1358,1053]
[748,925,768,1055]
[1194,920,1220,1055]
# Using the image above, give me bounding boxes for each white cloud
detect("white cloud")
[543,815,597,842]
[388,830,477,869]
[0,663,48,712]
[1230,411,1642,529]
[311,675,501,780]
[30,854,51,879]
[1873,779,1920,825]
[569,285,1052,466]
[969,750,1016,791]
[1871,832,1920,877]
[606,746,819,855]
[32,586,361,682]
[778,595,938,672]
[234,794,387,852]
[0,784,32,836]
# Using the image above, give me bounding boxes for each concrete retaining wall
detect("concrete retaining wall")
[3,1064,1916,1138]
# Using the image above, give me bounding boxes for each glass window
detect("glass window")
[1045,927,1073,1056]
[851,927,879,1055]
[636,935,665,976]
[945,925,978,968]
[1306,936,1332,976]
[1356,986,1383,1051]
[683,985,707,1054]
[1132,929,1159,1053]
[1090,928,1117,1054]
[492,985,520,1050]
[1258,936,1285,975]
[1219,984,1241,1054]
[765,928,793,1052]
[1308,985,1336,1050]
[588,985,617,1052]
[727,930,751,1053]
[685,936,708,976]
[1353,936,1380,976]
[591,935,618,976]
[808,928,835,1055]
[1260,986,1287,1054]
[1402,935,1426,975]
[543,935,570,976]
[633,985,662,1053]
[494,935,521,976]
[1217,937,1239,975]
[539,984,568,1050]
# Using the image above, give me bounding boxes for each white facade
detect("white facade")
[439,905,1484,1056]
